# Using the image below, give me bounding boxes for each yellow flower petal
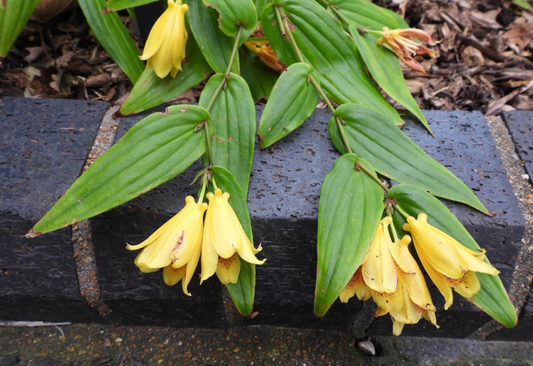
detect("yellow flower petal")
[448,270,481,299]
[371,286,403,314]
[405,215,467,279]
[216,254,241,285]
[139,0,175,60]
[417,248,454,310]
[362,217,398,293]
[163,264,185,287]
[392,319,406,336]
[127,195,206,294]
[340,267,371,303]
[403,212,499,308]
[204,189,240,259]
[179,231,203,296]
[139,0,188,79]
[200,229,219,284]
[201,188,265,285]
[393,236,436,311]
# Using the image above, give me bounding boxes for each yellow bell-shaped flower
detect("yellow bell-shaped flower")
[126,196,207,295]
[201,188,265,285]
[403,213,500,310]
[139,0,188,78]
[386,234,438,336]
[340,217,438,335]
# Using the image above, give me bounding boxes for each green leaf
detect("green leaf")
[105,0,159,12]
[258,62,319,148]
[187,0,239,73]
[512,0,532,10]
[31,105,209,236]
[202,0,257,37]
[78,0,144,83]
[261,3,299,66]
[210,165,256,316]
[271,0,404,126]
[0,0,40,57]
[328,0,409,30]
[388,184,517,328]
[239,47,278,102]
[330,103,490,214]
[314,153,384,317]
[120,33,211,115]
[351,27,430,132]
[199,73,256,197]
[254,0,269,18]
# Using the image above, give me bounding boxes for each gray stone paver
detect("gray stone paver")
[0,324,532,365]
[0,97,108,323]
[503,111,533,184]
[92,107,523,334]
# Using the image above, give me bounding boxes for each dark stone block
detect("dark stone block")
[502,111,533,185]
[91,107,523,334]
[403,111,524,286]
[489,282,533,341]
[0,97,108,322]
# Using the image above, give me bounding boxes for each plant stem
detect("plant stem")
[202,26,243,166]
[279,9,305,63]
[394,203,411,219]
[388,214,400,242]
[334,117,353,154]
[225,26,243,75]
[328,5,350,29]
[198,177,208,203]
[355,160,389,192]
[276,6,353,155]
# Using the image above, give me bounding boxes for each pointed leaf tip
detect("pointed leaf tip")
[25,228,42,239]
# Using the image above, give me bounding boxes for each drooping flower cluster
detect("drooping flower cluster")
[140,0,189,78]
[127,189,265,295]
[340,217,438,335]
[403,213,500,310]
[376,27,437,74]
[341,213,499,335]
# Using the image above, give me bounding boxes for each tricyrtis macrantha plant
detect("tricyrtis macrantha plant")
[24,0,516,330]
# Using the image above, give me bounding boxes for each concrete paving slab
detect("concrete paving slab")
[0,323,532,365]
[0,97,108,323]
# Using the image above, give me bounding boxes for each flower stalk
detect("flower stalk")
[202,26,243,167]
[275,6,354,156]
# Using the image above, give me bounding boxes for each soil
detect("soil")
[0,0,531,114]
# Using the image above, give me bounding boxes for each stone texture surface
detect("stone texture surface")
[502,111,533,184]
[403,111,524,286]
[0,97,107,322]
[490,282,533,342]
[90,106,523,334]
[0,97,525,336]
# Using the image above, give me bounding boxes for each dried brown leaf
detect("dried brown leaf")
[32,0,77,23]
[462,46,485,67]
[24,47,45,63]
[55,51,74,68]
[503,22,533,53]
[470,10,502,29]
